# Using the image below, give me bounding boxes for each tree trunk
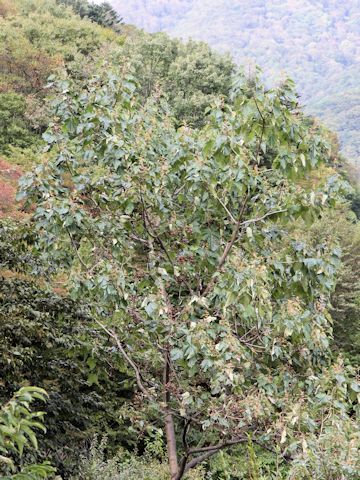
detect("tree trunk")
[165,410,179,479]
[163,350,178,479]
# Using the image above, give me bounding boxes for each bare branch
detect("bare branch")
[182,451,216,476]
[130,234,150,245]
[182,418,191,451]
[176,454,189,480]
[178,436,292,478]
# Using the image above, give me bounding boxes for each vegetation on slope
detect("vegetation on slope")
[0,0,359,478]
[110,0,360,162]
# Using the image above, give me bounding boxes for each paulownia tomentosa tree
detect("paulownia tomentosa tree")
[19,68,359,479]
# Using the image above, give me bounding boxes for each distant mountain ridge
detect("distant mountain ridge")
[107,0,360,162]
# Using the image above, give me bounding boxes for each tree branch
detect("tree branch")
[176,454,189,480]
[175,418,192,480]
[239,209,286,227]
[177,435,292,478]
[182,418,191,451]
[182,437,247,476]
[93,318,155,403]
[66,228,88,269]
[210,188,237,224]
[141,195,196,296]
[163,350,179,479]
[188,436,246,455]
[182,451,216,475]
[200,193,249,298]
[253,96,266,162]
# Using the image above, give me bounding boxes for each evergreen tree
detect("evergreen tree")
[57,0,123,31]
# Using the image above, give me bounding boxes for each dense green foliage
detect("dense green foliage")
[0,387,55,479]
[110,0,360,162]
[0,0,122,155]
[0,94,37,155]
[0,221,135,477]
[0,1,359,478]
[19,65,360,479]
[124,32,234,127]
[329,218,360,362]
[0,0,232,151]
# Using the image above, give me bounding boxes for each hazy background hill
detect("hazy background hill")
[107,0,360,162]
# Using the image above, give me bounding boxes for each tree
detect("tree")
[0,32,59,95]
[56,0,90,18]
[119,0,360,161]
[57,0,123,31]
[323,213,360,363]
[87,2,123,31]
[20,69,359,479]
[0,0,123,164]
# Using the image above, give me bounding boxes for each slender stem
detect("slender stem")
[239,209,286,227]
[66,228,88,269]
[141,195,195,296]
[188,437,246,455]
[200,193,249,298]
[93,318,154,403]
[163,350,179,479]
[254,96,266,162]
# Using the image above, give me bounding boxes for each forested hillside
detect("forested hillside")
[0,1,359,479]
[109,0,360,163]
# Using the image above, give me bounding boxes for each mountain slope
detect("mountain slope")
[109,0,360,161]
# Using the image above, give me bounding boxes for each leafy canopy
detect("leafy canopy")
[56,0,124,31]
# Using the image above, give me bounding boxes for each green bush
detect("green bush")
[0,94,38,154]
